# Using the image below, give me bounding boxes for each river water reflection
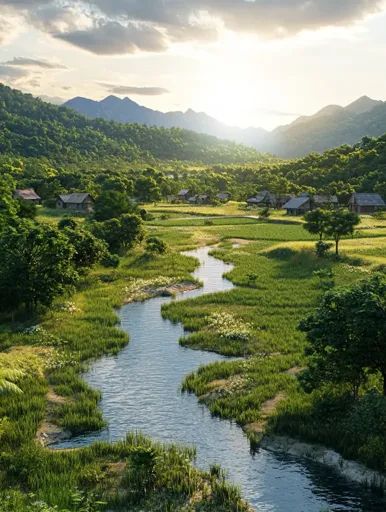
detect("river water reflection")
[56,247,386,512]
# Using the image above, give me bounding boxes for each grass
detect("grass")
[162,243,363,428]
[2,209,386,508]
[145,201,249,217]
[156,218,386,471]
[0,433,250,511]
[0,241,252,511]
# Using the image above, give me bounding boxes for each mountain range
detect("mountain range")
[64,95,386,158]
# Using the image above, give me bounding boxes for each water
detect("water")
[56,247,386,511]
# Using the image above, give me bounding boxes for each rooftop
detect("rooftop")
[59,193,92,203]
[283,196,310,209]
[15,188,41,200]
[351,193,385,206]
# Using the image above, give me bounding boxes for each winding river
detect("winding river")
[56,247,386,511]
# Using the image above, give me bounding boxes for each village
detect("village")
[165,188,386,215]
[13,186,386,216]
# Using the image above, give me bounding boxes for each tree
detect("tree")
[94,190,136,221]
[17,199,37,219]
[145,236,167,255]
[64,227,107,269]
[304,209,330,241]
[134,176,161,203]
[0,221,77,312]
[92,214,144,254]
[300,274,386,397]
[325,209,360,256]
[0,174,19,230]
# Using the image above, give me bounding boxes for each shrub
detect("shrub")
[260,207,271,219]
[101,253,120,268]
[145,236,167,255]
[315,240,333,258]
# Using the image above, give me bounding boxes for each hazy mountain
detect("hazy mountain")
[0,83,262,165]
[64,95,386,158]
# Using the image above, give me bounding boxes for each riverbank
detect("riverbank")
[0,246,251,511]
[262,435,386,491]
[160,227,386,481]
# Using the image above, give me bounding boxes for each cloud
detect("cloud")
[3,57,67,69]
[55,20,167,54]
[0,0,384,55]
[98,82,169,95]
[0,64,30,82]
[90,0,384,36]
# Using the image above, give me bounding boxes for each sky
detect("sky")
[1,0,386,130]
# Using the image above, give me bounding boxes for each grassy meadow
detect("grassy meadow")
[0,222,252,511]
[1,206,386,510]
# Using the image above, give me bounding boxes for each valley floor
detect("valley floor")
[1,204,386,510]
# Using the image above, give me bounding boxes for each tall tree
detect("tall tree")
[94,190,136,221]
[304,209,330,241]
[0,174,19,230]
[0,221,77,312]
[300,274,386,396]
[325,209,360,256]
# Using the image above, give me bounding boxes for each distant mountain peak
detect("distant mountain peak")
[64,93,386,158]
[345,95,383,115]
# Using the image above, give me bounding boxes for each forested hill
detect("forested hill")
[0,84,263,165]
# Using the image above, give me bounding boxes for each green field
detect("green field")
[2,207,386,510]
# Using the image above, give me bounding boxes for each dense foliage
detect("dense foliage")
[0,84,262,165]
[300,274,386,396]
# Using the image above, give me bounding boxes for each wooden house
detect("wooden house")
[188,194,210,205]
[217,192,231,202]
[177,189,190,202]
[349,193,385,214]
[313,195,339,209]
[56,193,94,213]
[283,195,312,215]
[14,188,41,204]
[246,190,276,208]
[276,194,293,209]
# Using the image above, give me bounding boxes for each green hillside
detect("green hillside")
[0,84,263,165]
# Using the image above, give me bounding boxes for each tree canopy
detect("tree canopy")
[300,274,386,396]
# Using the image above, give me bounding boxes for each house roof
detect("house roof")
[351,193,385,206]
[15,188,41,201]
[314,195,338,204]
[178,189,189,196]
[247,195,266,204]
[283,196,310,209]
[59,193,92,204]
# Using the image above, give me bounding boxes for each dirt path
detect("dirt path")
[244,392,286,437]
[36,388,72,447]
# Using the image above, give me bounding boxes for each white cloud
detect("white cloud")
[0,0,384,55]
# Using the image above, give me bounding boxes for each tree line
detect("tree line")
[0,84,262,165]
[0,173,146,317]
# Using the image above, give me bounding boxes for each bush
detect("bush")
[315,240,333,257]
[101,253,120,268]
[260,207,271,219]
[145,237,167,255]
[43,198,56,208]
[58,217,77,230]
